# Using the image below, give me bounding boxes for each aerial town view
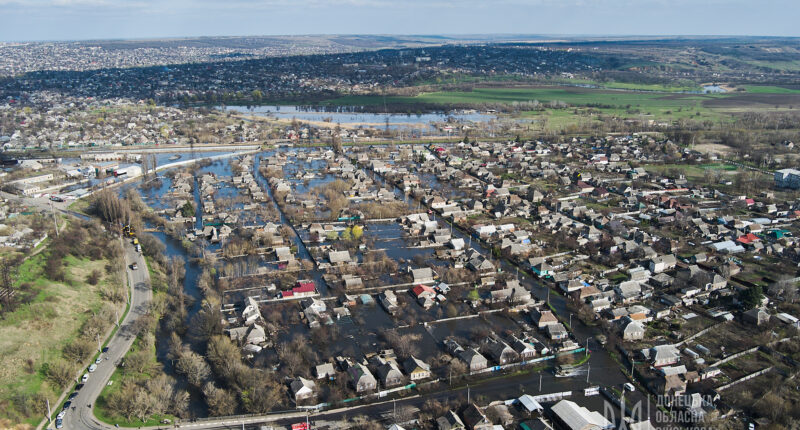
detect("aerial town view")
[2,2,800,430]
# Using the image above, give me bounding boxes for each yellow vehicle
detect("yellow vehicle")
[132,237,139,245]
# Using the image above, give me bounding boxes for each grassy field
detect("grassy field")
[0,253,124,427]
[739,85,800,94]
[323,84,800,117]
[325,87,715,108]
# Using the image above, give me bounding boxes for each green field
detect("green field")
[325,87,716,108]
[739,85,800,94]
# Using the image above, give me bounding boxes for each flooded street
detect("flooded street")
[118,146,657,423]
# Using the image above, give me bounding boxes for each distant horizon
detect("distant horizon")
[1,0,797,42]
[2,33,799,45]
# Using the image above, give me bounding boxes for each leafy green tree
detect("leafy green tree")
[739,285,764,310]
[180,201,195,218]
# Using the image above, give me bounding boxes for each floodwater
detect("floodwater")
[702,85,727,94]
[118,147,655,421]
[224,105,495,130]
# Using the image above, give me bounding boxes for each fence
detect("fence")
[716,367,774,391]
[708,346,759,368]
[470,347,587,376]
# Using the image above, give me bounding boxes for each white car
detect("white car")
[623,382,635,392]
[57,410,66,420]
[88,364,97,373]
[82,373,89,383]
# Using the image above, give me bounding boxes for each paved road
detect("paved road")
[57,242,152,430]
[131,366,661,430]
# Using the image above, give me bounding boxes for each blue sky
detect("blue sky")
[0,0,797,41]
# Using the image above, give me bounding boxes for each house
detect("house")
[290,377,317,401]
[641,344,680,367]
[461,403,492,430]
[437,410,466,430]
[529,258,553,277]
[403,356,432,381]
[328,250,352,265]
[459,348,488,372]
[517,394,544,416]
[343,275,364,290]
[742,308,769,326]
[486,338,519,364]
[510,335,537,360]
[615,281,642,303]
[376,362,405,388]
[549,399,613,430]
[241,296,262,325]
[775,168,800,189]
[412,267,435,283]
[489,286,532,305]
[536,310,560,328]
[649,254,677,274]
[412,284,437,308]
[622,318,645,341]
[228,324,266,345]
[315,363,336,380]
[546,323,569,340]
[379,290,400,315]
[347,363,377,393]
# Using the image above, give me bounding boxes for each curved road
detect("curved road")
[58,242,152,430]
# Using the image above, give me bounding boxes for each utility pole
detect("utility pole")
[586,364,590,384]
[538,373,542,391]
[586,338,589,357]
[50,200,59,237]
[569,313,572,327]
[46,398,51,423]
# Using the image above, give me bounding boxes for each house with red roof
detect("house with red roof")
[411,284,436,300]
[737,233,760,245]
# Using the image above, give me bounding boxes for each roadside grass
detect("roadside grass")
[68,198,91,215]
[94,255,172,428]
[0,253,122,426]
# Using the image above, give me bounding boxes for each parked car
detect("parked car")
[102,347,109,353]
[81,373,89,383]
[55,418,63,429]
[130,263,138,270]
[88,364,97,373]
